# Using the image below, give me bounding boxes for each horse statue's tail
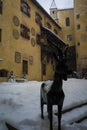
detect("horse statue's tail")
[41,83,46,89]
[40,83,47,103]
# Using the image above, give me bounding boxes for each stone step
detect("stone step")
[55,101,87,115]
[55,102,87,124]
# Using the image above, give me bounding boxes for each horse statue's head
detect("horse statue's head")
[53,45,70,81]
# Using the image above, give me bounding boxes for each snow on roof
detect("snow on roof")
[41,26,66,47]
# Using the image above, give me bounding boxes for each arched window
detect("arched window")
[66,17,70,26]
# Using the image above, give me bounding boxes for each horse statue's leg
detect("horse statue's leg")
[58,104,62,130]
[48,104,53,130]
[40,84,44,119]
[58,91,65,130]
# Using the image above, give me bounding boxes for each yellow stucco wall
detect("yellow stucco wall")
[0,0,61,82]
[50,1,87,74]
[74,0,87,71]
[0,0,42,81]
[57,9,75,47]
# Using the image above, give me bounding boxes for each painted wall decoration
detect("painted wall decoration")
[13,16,20,26]
[15,52,21,63]
[13,29,19,39]
[29,56,33,65]
[31,27,35,36]
[31,38,35,47]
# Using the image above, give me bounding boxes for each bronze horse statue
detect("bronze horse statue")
[40,46,71,130]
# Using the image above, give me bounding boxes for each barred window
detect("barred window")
[21,0,30,17]
[20,24,30,40]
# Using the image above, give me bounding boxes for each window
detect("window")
[35,12,42,26]
[76,14,80,19]
[0,29,2,42]
[0,69,8,77]
[77,24,80,30]
[46,22,51,29]
[54,29,58,35]
[66,17,70,26]
[20,24,30,40]
[0,0,2,14]
[67,35,72,41]
[52,11,55,14]
[21,0,30,17]
[77,42,80,46]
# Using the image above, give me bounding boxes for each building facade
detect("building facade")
[50,1,75,47]
[0,0,64,82]
[57,8,75,47]
[74,0,87,76]
[50,0,87,77]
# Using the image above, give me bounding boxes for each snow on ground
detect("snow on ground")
[0,78,87,130]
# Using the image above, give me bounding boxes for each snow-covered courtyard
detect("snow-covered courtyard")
[0,78,87,130]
